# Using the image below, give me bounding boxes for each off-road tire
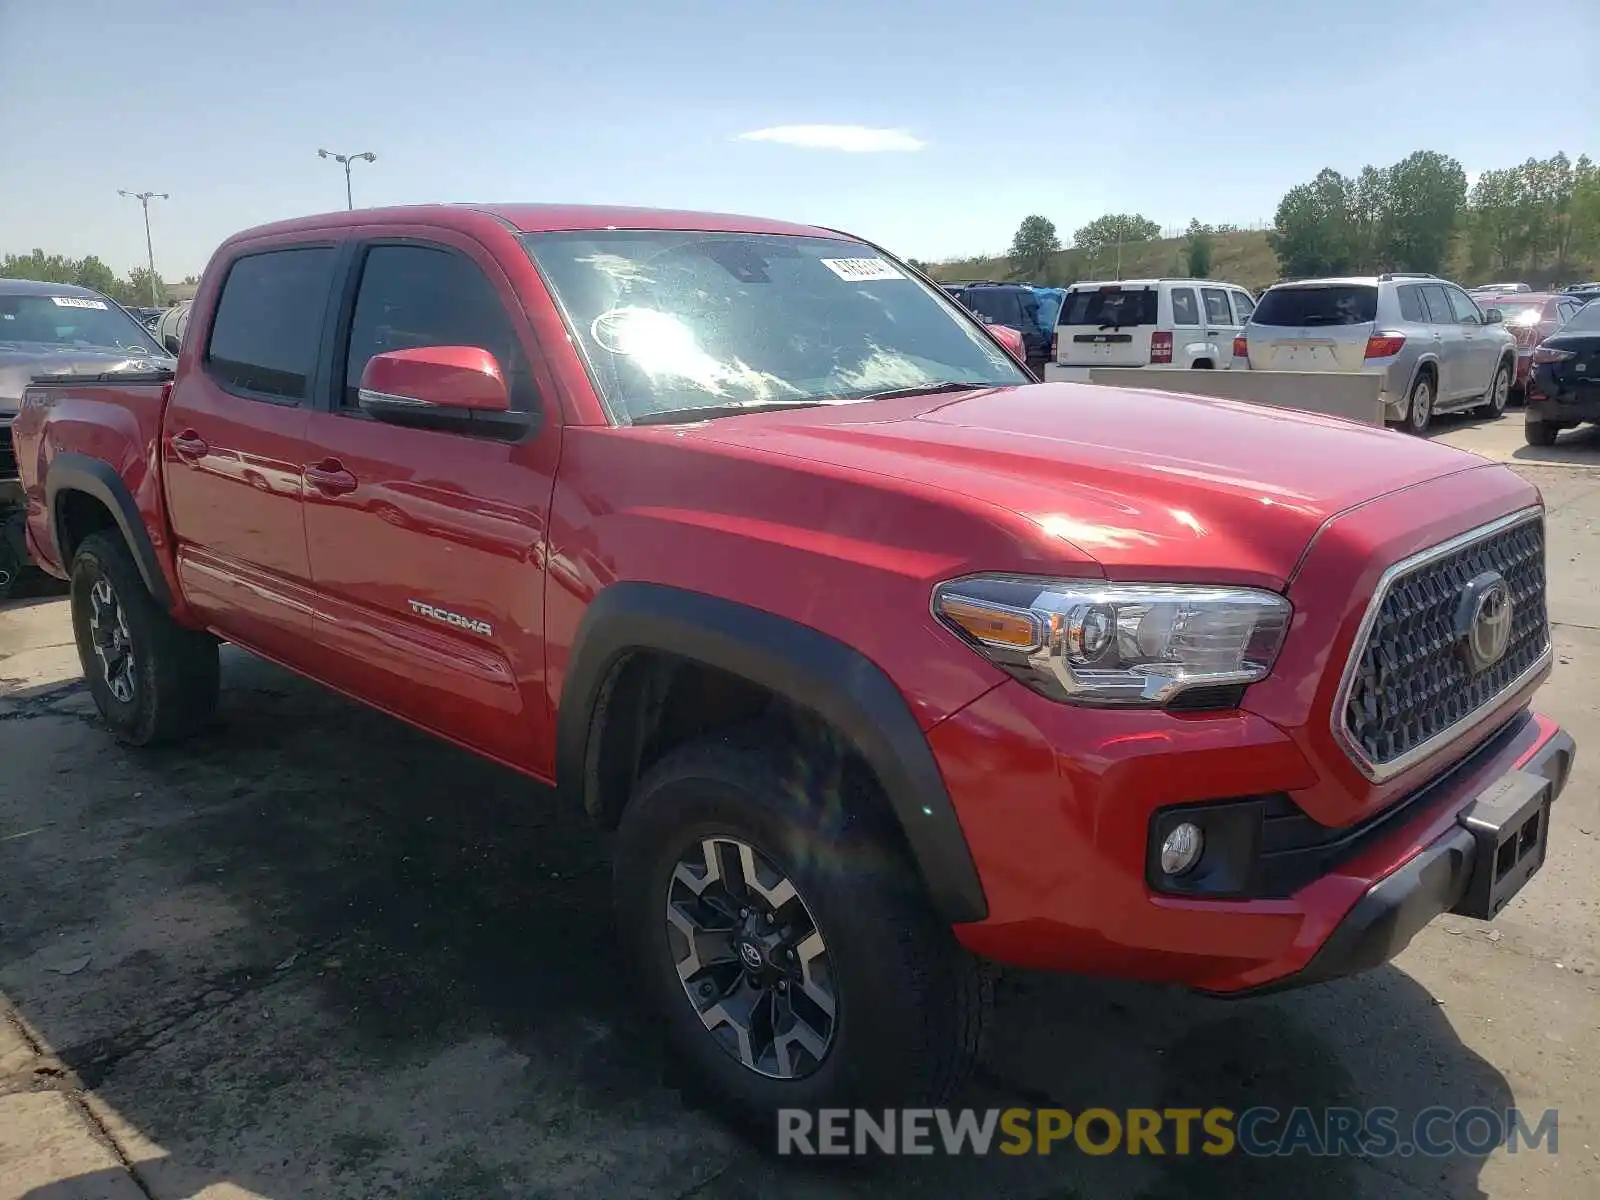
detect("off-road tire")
[613,726,990,1133]
[70,530,219,745]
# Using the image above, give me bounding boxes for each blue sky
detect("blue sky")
[2,0,1595,280]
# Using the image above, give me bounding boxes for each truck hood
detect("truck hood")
[0,340,175,412]
[691,382,1495,587]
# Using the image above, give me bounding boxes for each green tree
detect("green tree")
[1380,150,1466,272]
[121,268,166,308]
[1008,214,1061,281]
[1467,167,1528,276]
[1184,219,1214,278]
[1268,168,1356,278]
[1072,212,1161,251]
[1,250,78,284]
[1348,165,1390,271]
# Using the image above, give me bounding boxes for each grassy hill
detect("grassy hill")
[930,230,1281,292]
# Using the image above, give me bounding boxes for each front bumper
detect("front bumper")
[934,680,1573,993]
[1210,725,1573,996]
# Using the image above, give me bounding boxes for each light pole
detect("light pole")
[317,149,377,210]
[117,190,168,307]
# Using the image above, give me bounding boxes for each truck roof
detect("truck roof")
[221,203,841,246]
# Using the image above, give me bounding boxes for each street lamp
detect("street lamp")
[317,148,377,210]
[117,190,168,307]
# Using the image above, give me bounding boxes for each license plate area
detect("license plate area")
[1450,770,1551,920]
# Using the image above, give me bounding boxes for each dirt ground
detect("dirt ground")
[2,416,1597,1199]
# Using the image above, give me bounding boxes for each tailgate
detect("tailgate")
[1056,285,1157,367]
[1251,325,1374,372]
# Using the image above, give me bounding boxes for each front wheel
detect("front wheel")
[613,728,989,1129]
[1478,361,1511,417]
[69,531,219,745]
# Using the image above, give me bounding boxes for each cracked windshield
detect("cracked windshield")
[523,231,1026,423]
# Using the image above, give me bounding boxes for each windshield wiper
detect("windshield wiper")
[853,381,991,403]
[630,400,826,426]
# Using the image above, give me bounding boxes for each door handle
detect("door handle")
[170,430,208,460]
[304,459,359,496]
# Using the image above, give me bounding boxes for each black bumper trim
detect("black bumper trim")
[1205,727,1575,999]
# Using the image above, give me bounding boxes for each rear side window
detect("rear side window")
[1060,288,1158,327]
[343,244,531,410]
[1170,288,1200,325]
[206,248,337,401]
[1201,288,1233,325]
[1398,285,1427,322]
[1231,291,1255,323]
[1251,285,1378,327]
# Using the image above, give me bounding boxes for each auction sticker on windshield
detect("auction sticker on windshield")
[51,297,109,310]
[820,258,903,282]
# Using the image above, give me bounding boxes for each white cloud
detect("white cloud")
[734,125,926,153]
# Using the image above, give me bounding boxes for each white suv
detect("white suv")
[1043,278,1256,379]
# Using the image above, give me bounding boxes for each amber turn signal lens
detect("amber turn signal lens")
[935,595,1039,650]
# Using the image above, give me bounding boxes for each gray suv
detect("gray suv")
[1233,273,1516,433]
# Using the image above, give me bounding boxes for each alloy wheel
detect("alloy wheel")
[1409,381,1433,432]
[666,835,837,1079]
[1491,368,1510,414]
[88,577,136,703]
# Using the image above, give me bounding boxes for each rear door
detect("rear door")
[1200,286,1238,365]
[1418,285,1460,396]
[300,233,560,772]
[1055,285,1158,366]
[1167,285,1204,366]
[162,243,336,666]
[1245,284,1378,371]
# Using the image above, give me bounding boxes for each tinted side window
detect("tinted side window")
[1398,285,1427,322]
[1419,285,1455,324]
[1231,291,1255,323]
[967,289,1023,327]
[1446,288,1482,324]
[206,248,337,401]
[1170,288,1200,325]
[1201,288,1233,325]
[344,245,527,408]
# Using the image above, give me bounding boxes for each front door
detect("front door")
[162,244,338,665]
[301,235,559,772]
[1445,285,1498,397]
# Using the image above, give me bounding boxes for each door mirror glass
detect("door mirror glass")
[358,345,511,412]
[162,332,181,355]
[1483,308,1503,325]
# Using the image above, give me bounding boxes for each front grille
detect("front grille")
[1339,511,1548,779]
[0,417,16,481]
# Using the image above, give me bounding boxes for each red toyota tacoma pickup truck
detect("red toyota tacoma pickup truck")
[9,204,1574,1122]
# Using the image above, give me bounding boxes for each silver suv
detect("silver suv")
[1233,273,1516,433]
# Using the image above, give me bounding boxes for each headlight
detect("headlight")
[932,575,1291,707]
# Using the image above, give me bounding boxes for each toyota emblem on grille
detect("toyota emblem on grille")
[1455,571,1514,674]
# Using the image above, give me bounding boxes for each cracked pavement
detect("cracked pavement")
[1,427,1597,1198]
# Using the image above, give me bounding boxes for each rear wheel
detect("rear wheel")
[1524,419,1564,447]
[69,531,219,745]
[613,727,989,1130]
[1404,372,1434,435]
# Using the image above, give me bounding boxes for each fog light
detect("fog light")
[1160,823,1204,876]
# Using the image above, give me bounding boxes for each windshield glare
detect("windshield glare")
[0,292,165,355]
[521,231,1027,423]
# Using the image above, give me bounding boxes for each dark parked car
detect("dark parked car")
[1495,293,1589,397]
[947,282,1051,373]
[1525,298,1600,445]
